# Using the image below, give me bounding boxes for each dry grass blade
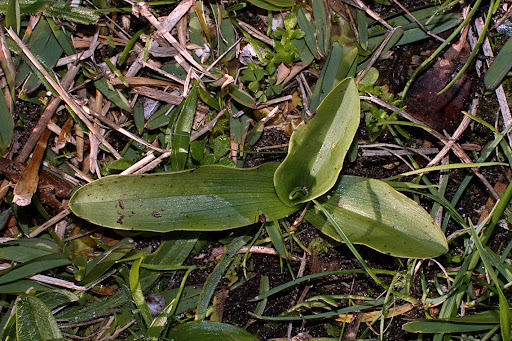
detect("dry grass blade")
[13,128,51,206]
[134,2,215,79]
[6,28,122,160]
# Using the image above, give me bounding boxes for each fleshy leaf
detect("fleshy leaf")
[69,163,298,232]
[274,77,360,206]
[305,175,448,258]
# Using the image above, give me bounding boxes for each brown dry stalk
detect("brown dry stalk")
[56,118,74,150]
[13,128,51,206]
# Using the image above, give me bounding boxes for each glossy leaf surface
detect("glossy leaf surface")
[305,176,448,258]
[274,77,360,206]
[69,163,298,232]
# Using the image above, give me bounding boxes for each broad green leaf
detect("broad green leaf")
[170,82,199,171]
[16,294,64,341]
[145,104,178,130]
[274,77,360,206]
[265,222,287,258]
[485,35,512,89]
[403,309,507,333]
[357,9,368,50]
[69,163,298,232]
[47,17,75,56]
[198,86,221,111]
[36,290,79,310]
[133,100,145,134]
[167,320,258,341]
[305,176,448,258]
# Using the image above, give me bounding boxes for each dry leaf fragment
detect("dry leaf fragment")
[404,36,472,133]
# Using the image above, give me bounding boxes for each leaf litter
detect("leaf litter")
[0,0,511,340]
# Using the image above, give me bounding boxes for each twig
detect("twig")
[29,208,72,237]
[348,0,393,30]
[356,27,398,83]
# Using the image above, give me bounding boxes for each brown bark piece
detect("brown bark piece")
[404,37,472,133]
[0,158,73,209]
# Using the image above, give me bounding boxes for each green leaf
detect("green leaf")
[16,294,64,341]
[69,163,299,232]
[246,0,294,10]
[211,2,236,61]
[133,100,145,135]
[6,0,20,34]
[228,85,256,108]
[265,222,287,258]
[16,18,63,92]
[196,235,249,320]
[145,104,178,130]
[141,233,199,289]
[93,76,133,112]
[0,238,61,262]
[0,91,13,154]
[0,253,71,285]
[129,255,152,327]
[198,86,221,111]
[211,135,230,161]
[368,10,461,48]
[274,77,360,206]
[485,35,512,89]
[312,0,330,54]
[170,82,199,171]
[167,320,258,341]
[297,7,319,58]
[305,176,448,258]
[80,238,134,284]
[309,42,344,112]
